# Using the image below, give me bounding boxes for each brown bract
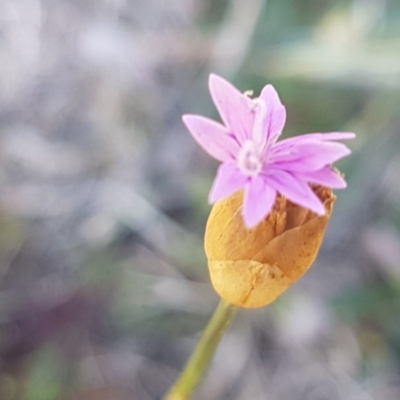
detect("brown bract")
[204,186,335,308]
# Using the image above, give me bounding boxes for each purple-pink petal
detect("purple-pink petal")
[276,132,356,152]
[209,162,248,204]
[298,166,347,189]
[296,132,356,141]
[243,176,276,228]
[182,115,240,162]
[271,140,351,170]
[208,74,254,145]
[259,84,286,144]
[265,169,326,215]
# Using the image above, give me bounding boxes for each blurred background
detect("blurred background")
[0,0,399,399]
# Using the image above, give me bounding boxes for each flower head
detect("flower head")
[183,74,355,228]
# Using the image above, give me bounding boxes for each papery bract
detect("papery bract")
[205,186,335,308]
[183,74,355,228]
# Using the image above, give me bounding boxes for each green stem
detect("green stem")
[165,299,237,400]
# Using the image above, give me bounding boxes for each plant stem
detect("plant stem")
[165,299,237,400]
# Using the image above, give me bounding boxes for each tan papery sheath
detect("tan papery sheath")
[205,186,335,308]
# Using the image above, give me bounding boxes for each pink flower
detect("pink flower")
[183,74,355,228]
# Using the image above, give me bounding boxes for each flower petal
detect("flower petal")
[183,115,240,162]
[243,176,276,228]
[208,74,254,144]
[275,132,355,152]
[271,140,351,170]
[265,169,325,215]
[298,166,347,188]
[296,132,356,141]
[260,84,286,143]
[209,162,248,203]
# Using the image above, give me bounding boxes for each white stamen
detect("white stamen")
[251,97,267,146]
[236,97,269,177]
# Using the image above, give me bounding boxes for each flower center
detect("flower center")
[237,140,263,176]
[237,97,268,177]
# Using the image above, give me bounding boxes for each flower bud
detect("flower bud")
[204,186,335,308]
